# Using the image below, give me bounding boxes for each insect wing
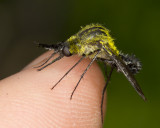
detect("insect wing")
[103,46,146,101]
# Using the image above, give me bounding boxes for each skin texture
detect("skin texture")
[0,51,106,128]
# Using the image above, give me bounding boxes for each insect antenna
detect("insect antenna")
[101,66,114,123]
[37,54,64,71]
[70,50,101,100]
[34,42,59,50]
[51,56,85,90]
[34,51,58,68]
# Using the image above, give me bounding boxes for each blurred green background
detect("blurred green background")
[0,0,160,127]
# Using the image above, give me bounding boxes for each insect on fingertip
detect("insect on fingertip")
[35,23,146,124]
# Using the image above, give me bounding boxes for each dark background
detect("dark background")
[0,0,160,127]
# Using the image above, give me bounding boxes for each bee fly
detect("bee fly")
[35,23,146,123]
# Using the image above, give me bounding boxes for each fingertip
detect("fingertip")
[0,51,107,128]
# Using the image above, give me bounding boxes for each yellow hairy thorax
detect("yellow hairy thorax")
[67,24,119,59]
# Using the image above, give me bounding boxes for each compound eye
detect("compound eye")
[62,46,72,57]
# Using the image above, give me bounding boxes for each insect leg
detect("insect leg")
[34,51,58,68]
[51,56,85,90]
[70,50,101,100]
[37,54,64,71]
[104,64,109,78]
[101,66,114,123]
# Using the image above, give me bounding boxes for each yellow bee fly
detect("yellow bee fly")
[35,23,146,123]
